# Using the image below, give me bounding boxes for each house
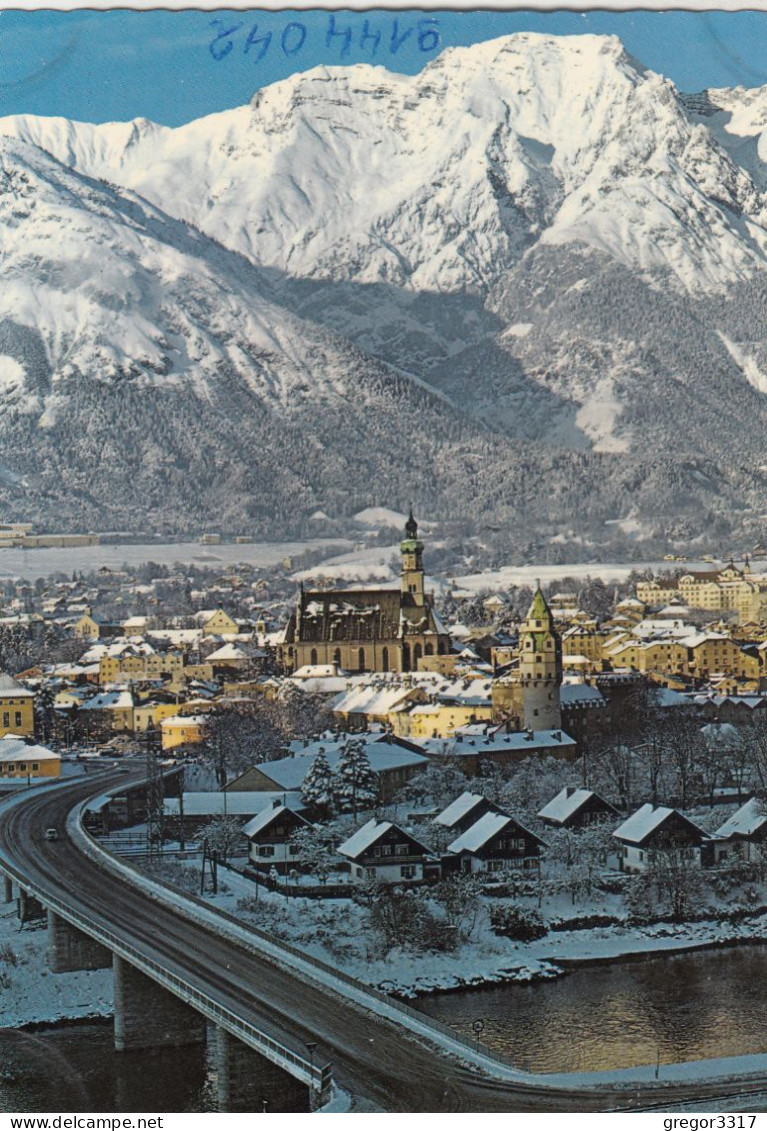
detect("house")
[712,798,767,864]
[197,609,239,636]
[612,804,708,873]
[446,811,546,873]
[337,818,432,883]
[0,674,35,738]
[243,801,312,874]
[433,792,503,836]
[228,737,429,802]
[538,786,620,829]
[160,714,208,750]
[0,736,60,780]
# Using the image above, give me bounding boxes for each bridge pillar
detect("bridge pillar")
[214,1026,310,1113]
[18,888,45,923]
[3,876,12,903]
[113,955,206,1052]
[47,911,112,973]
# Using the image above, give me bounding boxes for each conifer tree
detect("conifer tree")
[334,737,378,818]
[300,747,335,815]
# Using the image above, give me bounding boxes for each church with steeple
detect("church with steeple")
[280,512,451,673]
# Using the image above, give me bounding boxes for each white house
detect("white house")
[336,818,431,884]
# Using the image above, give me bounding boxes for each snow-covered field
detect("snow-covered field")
[0,905,112,1027]
[0,539,352,580]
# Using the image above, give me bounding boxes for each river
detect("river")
[414,945,767,1075]
[4,947,767,1111]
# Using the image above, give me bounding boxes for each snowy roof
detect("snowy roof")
[434,792,487,828]
[715,798,767,840]
[242,801,309,838]
[413,729,575,758]
[337,818,392,860]
[0,738,59,765]
[538,787,600,824]
[559,684,605,706]
[0,673,34,696]
[613,804,705,845]
[160,714,209,727]
[447,811,542,854]
[164,791,304,817]
[255,745,428,791]
[206,643,249,661]
[83,690,134,711]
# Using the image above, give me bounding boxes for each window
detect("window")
[2,713,8,728]
[400,865,416,879]
[32,763,39,771]
[19,763,26,771]
[258,845,275,857]
[379,845,392,857]
[288,845,298,855]
[394,844,409,856]
[487,860,503,873]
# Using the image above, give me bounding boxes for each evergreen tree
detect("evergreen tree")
[300,747,335,814]
[334,738,378,819]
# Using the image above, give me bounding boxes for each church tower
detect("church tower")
[400,509,425,609]
[519,584,562,730]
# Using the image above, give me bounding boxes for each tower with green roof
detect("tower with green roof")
[400,508,425,610]
[519,583,562,730]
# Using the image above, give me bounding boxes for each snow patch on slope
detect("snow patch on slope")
[717,331,767,395]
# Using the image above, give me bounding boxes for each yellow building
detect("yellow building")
[0,674,35,737]
[393,700,493,739]
[0,738,60,779]
[198,609,239,636]
[133,701,182,732]
[160,714,208,750]
[99,651,184,686]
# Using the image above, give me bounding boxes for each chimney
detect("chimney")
[273,798,281,808]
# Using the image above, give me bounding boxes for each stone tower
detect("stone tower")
[519,584,562,730]
[400,509,425,610]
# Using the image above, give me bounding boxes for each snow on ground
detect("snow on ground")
[175,858,767,1002]
[0,905,113,1027]
[0,539,352,581]
[291,544,400,583]
[452,559,745,592]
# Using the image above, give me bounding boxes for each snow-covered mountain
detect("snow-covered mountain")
[1,32,767,547]
[4,34,766,294]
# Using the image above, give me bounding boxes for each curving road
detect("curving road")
[2,770,767,1113]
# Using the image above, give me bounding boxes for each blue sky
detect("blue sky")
[0,9,766,126]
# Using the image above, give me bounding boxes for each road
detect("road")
[2,770,767,1113]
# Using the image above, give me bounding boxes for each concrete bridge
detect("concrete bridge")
[4,769,767,1114]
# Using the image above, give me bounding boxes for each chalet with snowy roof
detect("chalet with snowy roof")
[712,798,767,864]
[538,786,620,829]
[612,804,708,873]
[281,512,451,674]
[337,818,432,884]
[433,792,503,836]
[447,811,546,873]
[243,800,312,875]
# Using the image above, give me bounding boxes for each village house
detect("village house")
[432,792,504,836]
[243,800,312,875]
[538,786,620,829]
[446,810,546,873]
[712,797,767,864]
[337,818,432,883]
[612,804,709,873]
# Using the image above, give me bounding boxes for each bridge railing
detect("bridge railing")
[76,805,523,1074]
[0,813,325,1091]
